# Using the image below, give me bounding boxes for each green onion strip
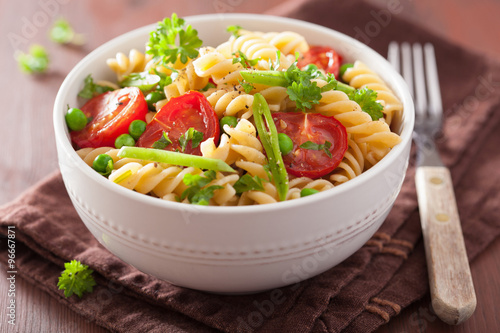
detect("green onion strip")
[252,93,289,201]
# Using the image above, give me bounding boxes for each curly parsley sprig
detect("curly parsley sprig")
[147,13,203,65]
[57,260,96,298]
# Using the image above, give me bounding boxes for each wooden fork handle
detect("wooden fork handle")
[415,166,476,325]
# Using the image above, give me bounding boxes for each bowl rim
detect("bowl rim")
[53,13,414,215]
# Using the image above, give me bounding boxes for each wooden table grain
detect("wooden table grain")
[1,0,499,332]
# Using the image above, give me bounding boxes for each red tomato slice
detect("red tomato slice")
[272,112,348,179]
[71,87,148,148]
[136,91,219,155]
[297,46,343,78]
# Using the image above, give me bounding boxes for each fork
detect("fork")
[388,42,476,325]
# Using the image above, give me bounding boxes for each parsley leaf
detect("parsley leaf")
[57,260,96,298]
[268,50,282,71]
[120,72,160,91]
[181,170,223,205]
[226,25,242,37]
[147,13,202,65]
[201,82,216,91]
[287,80,322,111]
[49,18,85,45]
[284,62,323,111]
[239,80,255,93]
[232,51,259,69]
[153,68,174,90]
[179,128,204,152]
[78,74,114,99]
[190,185,224,205]
[152,131,172,149]
[300,140,333,158]
[233,174,266,195]
[17,44,49,75]
[349,87,384,120]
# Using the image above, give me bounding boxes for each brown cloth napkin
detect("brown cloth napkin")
[2,0,500,332]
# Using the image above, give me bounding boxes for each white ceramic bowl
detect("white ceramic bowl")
[54,14,414,293]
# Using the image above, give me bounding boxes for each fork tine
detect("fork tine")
[401,43,414,100]
[387,41,400,73]
[412,43,428,118]
[423,43,443,118]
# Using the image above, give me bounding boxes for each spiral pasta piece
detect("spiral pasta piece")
[261,31,309,55]
[163,61,209,101]
[193,48,244,86]
[205,87,254,119]
[329,139,365,185]
[224,119,266,165]
[342,61,404,127]
[216,31,294,68]
[106,49,150,81]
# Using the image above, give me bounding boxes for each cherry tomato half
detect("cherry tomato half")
[272,112,348,179]
[136,91,219,155]
[297,46,343,78]
[71,87,148,148]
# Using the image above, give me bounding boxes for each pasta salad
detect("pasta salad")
[66,14,403,206]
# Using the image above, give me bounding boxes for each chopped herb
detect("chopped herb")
[179,128,204,152]
[57,260,96,298]
[239,80,254,93]
[201,82,216,91]
[78,74,114,99]
[300,140,333,158]
[153,68,174,89]
[17,44,49,74]
[181,170,223,205]
[349,87,384,120]
[233,174,266,195]
[152,131,172,149]
[232,51,259,69]
[268,50,282,71]
[147,13,202,65]
[226,25,242,37]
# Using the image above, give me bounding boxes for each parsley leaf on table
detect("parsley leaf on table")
[147,13,203,65]
[49,18,85,45]
[57,260,96,298]
[17,44,49,75]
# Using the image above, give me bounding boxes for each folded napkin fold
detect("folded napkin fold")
[2,0,500,332]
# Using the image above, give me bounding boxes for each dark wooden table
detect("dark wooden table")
[1,0,499,332]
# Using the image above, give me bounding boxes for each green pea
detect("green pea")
[278,133,293,155]
[145,91,166,110]
[93,154,114,177]
[339,63,354,79]
[300,188,320,197]
[220,116,238,133]
[65,107,87,131]
[115,134,135,149]
[129,120,147,140]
